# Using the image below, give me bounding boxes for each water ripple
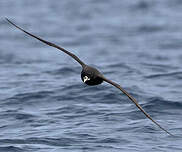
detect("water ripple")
[2,0,182,151]
[145,71,182,79]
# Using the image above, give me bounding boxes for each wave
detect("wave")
[0,137,80,147]
[145,71,182,79]
[44,66,80,76]
[3,91,54,105]
[0,146,24,152]
[143,97,182,110]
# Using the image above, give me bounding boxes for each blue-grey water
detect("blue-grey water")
[1,0,182,151]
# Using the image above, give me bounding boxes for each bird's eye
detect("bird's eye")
[83,76,90,82]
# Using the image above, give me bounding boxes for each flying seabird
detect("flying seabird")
[6,18,173,136]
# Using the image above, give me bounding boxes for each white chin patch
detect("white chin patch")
[83,76,90,82]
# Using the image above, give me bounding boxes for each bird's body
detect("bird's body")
[81,65,103,85]
[6,18,174,136]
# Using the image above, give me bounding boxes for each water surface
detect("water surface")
[1,0,182,151]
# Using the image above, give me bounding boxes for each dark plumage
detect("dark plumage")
[6,18,174,136]
[81,65,103,85]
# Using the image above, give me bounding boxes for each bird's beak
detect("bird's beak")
[83,76,90,82]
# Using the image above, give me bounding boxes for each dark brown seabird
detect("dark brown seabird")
[6,18,174,136]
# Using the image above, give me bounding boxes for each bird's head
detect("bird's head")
[81,65,103,86]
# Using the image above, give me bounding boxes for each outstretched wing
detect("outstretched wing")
[6,18,86,67]
[101,76,173,136]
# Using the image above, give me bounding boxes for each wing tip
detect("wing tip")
[5,17,10,22]
[5,17,14,26]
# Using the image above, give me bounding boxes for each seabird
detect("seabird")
[6,18,173,136]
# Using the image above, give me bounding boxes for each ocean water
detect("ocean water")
[1,0,182,151]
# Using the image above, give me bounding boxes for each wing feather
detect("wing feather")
[101,76,173,136]
[6,18,86,67]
